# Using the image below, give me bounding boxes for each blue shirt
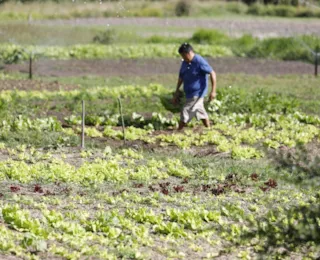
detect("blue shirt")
[179,54,213,99]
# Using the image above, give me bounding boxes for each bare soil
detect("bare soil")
[3,57,315,78]
[0,79,78,92]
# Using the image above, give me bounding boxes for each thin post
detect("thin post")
[81,100,85,149]
[118,97,126,144]
[29,55,33,80]
[315,52,319,77]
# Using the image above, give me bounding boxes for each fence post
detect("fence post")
[118,97,126,145]
[29,54,33,80]
[81,100,85,149]
[315,49,319,77]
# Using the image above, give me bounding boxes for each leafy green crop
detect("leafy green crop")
[0,44,232,64]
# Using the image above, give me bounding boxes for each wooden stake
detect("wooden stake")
[81,100,85,149]
[118,97,126,144]
[29,55,33,80]
[315,52,319,77]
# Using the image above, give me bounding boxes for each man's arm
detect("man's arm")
[172,77,183,104]
[209,70,217,102]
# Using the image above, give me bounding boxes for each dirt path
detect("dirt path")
[4,57,316,77]
[32,17,320,38]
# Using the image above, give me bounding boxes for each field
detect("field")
[0,1,320,260]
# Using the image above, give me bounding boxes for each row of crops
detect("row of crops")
[0,83,319,159]
[0,79,319,259]
[0,146,319,259]
[0,36,319,64]
[0,44,232,64]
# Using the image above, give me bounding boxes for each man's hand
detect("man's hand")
[209,91,216,102]
[172,96,178,105]
[172,92,179,105]
[172,90,183,105]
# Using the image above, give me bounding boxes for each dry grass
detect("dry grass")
[0,0,245,20]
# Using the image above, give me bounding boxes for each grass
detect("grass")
[0,1,246,20]
[0,22,191,46]
[0,24,145,46]
[0,0,319,20]
[0,24,103,46]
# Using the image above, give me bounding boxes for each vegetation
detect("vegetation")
[0,3,320,258]
[1,31,319,64]
[0,43,232,64]
[0,0,319,19]
[0,145,319,259]
[0,66,319,260]
[247,3,320,17]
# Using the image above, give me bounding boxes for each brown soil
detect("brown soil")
[0,79,78,91]
[3,57,315,77]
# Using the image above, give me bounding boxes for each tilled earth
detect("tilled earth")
[3,57,316,78]
[0,78,78,91]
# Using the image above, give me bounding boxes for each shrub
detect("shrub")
[246,36,320,62]
[296,8,320,17]
[145,35,182,44]
[241,0,258,5]
[190,29,230,45]
[247,4,267,15]
[243,0,299,5]
[146,35,167,44]
[247,3,319,17]
[175,0,191,16]
[93,29,117,45]
[226,2,249,14]
[273,5,296,16]
[248,4,296,17]
[230,34,257,56]
[134,7,163,17]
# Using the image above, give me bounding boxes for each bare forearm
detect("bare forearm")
[210,71,216,93]
[175,78,183,93]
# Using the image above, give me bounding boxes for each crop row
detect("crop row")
[0,44,232,64]
[0,149,318,259]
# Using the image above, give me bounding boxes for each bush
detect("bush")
[225,2,249,14]
[92,29,117,45]
[273,5,296,16]
[243,0,299,5]
[247,3,320,17]
[145,35,183,44]
[247,3,267,15]
[190,29,230,45]
[241,0,258,5]
[246,36,320,62]
[296,7,320,17]
[248,4,296,17]
[175,0,191,16]
[230,34,257,56]
[133,7,163,17]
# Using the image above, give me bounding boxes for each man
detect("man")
[172,43,217,130]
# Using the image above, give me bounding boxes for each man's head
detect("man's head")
[178,43,195,63]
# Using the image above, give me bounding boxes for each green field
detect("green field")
[0,2,320,259]
[0,70,319,259]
